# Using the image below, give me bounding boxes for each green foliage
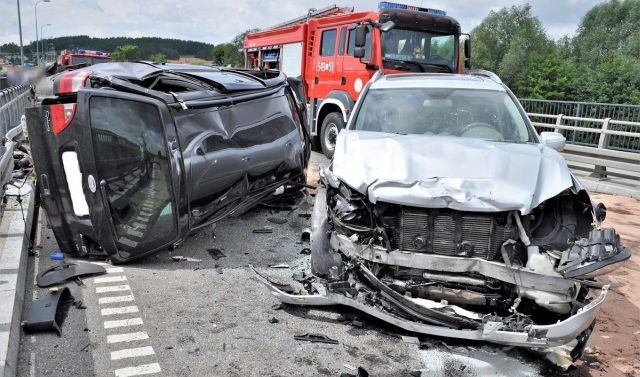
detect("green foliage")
[577,54,640,104]
[149,53,167,63]
[516,51,578,100]
[572,0,640,68]
[0,43,20,54]
[471,4,552,89]
[211,43,242,67]
[112,45,140,62]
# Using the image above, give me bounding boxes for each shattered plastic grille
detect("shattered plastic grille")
[397,207,516,260]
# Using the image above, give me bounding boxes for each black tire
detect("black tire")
[320,112,344,159]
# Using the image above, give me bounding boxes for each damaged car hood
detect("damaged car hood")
[332,131,579,214]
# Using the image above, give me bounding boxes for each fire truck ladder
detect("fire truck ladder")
[266,4,354,30]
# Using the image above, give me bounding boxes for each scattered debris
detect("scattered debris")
[269,263,290,269]
[351,319,364,328]
[300,228,311,242]
[36,262,106,287]
[22,287,73,334]
[207,248,226,260]
[402,336,421,345]
[73,299,87,310]
[271,303,285,310]
[340,366,370,377]
[50,251,64,261]
[299,248,311,255]
[267,216,288,224]
[253,226,274,234]
[545,349,575,371]
[171,256,202,262]
[269,317,279,324]
[344,364,356,371]
[294,333,339,344]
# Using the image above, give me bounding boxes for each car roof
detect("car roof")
[370,73,506,92]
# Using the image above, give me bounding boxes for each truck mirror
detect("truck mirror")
[380,21,395,32]
[354,25,368,48]
[353,47,365,59]
[463,36,471,69]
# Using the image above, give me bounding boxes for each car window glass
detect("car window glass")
[90,97,177,251]
[353,88,531,143]
[320,29,337,56]
[347,26,373,60]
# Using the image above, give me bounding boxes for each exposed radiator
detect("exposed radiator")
[397,207,516,260]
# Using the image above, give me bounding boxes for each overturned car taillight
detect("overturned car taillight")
[50,103,77,135]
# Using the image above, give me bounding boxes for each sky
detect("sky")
[0,0,606,47]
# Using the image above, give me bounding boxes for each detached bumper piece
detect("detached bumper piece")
[558,228,630,278]
[253,265,608,349]
[22,287,74,334]
[36,262,107,287]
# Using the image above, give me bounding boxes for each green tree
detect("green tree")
[149,53,167,63]
[577,54,640,104]
[517,51,578,100]
[470,5,552,90]
[232,28,259,51]
[572,0,640,68]
[211,43,242,67]
[112,44,140,61]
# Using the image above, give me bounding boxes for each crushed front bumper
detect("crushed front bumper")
[253,268,608,348]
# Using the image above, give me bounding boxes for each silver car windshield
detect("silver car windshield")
[352,88,532,142]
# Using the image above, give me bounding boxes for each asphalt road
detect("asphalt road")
[16,152,585,377]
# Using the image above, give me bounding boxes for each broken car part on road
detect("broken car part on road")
[256,72,630,353]
[27,63,310,263]
[36,262,106,287]
[22,287,74,334]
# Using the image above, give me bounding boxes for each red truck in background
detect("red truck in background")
[59,48,112,69]
[245,2,471,157]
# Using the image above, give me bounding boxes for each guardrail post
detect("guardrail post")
[554,114,563,133]
[591,117,611,180]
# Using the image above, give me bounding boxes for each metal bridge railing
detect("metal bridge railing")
[0,85,30,197]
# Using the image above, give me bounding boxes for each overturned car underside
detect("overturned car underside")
[256,133,630,355]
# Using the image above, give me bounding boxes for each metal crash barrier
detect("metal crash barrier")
[0,85,30,197]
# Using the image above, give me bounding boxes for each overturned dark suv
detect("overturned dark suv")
[27,63,310,263]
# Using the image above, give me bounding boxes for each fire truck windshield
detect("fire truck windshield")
[381,29,456,72]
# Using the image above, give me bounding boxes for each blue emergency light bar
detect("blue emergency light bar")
[378,1,446,16]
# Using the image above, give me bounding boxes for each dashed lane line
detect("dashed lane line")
[103,317,144,329]
[101,306,140,316]
[110,346,155,361]
[99,295,135,305]
[96,285,131,293]
[114,363,162,377]
[105,267,125,274]
[107,332,150,344]
[94,275,127,284]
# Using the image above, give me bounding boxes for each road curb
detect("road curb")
[0,181,37,377]
[578,176,640,200]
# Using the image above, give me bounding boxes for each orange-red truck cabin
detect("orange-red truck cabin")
[244,2,469,157]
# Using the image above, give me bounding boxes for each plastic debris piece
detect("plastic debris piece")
[37,262,106,287]
[171,256,202,262]
[402,336,421,345]
[269,263,290,269]
[300,228,311,242]
[50,251,64,261]
[207,248,226,260]
[253,226,274,234]
[299,248,311,255]
[22,287,73,334]
[267,216,288,224]
[294,333,339,344]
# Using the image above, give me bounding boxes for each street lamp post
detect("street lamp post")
[17,0,25,65]
[35,0,51,66]
[41,24,51,63]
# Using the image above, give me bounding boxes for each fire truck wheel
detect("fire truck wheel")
[320,112,344,159]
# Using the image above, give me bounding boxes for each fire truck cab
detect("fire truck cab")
[59,48,112,69]
[245,2,470,157]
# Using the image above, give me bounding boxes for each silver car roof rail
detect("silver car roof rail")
[465,69,503,84]
[372,69,385,82]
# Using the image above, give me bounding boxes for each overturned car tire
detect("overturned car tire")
[311,187,342,277]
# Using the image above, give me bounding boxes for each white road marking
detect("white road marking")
[114,363,161,377]
[107,332,150,344]
[106,267,124,274]
[103,318,144,329]
[126,228,144,238]
[99,295,135,305]
[96,285,131,293]
[101,306,139,316]
[111,346,155,360]
[94,275,127,284]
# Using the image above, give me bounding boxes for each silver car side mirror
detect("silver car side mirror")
[540,132,566,152]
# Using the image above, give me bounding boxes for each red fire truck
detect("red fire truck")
[245,2,470,157]
[59,48,112,69]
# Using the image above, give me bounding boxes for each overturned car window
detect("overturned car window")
[353,88,531,142]
[90,97,177,252]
